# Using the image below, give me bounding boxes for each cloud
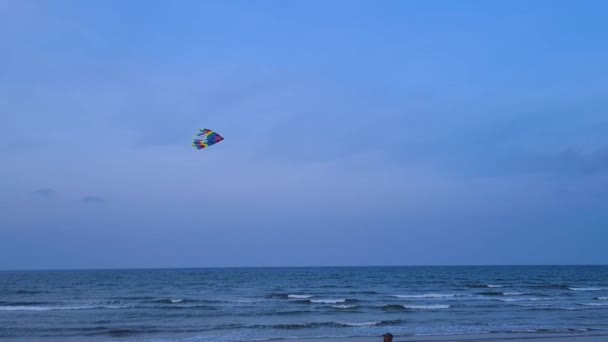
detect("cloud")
[29,188,55,198]
[81,195,106,204]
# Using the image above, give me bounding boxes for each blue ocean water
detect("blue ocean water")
[1,266,607,341]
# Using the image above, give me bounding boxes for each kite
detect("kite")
[192,128,224,150]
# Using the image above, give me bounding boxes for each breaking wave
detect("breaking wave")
[0,304,129,311]
[393,293,457,299]
[287,295,313,299]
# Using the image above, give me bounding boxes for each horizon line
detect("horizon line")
[1,263,607,272]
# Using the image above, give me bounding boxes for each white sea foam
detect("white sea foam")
[344,321,380,327]
[0,304,127,311]
[0,306,65,311]
[597,297,608,301]
[569,287,604,291]
[170,299,184,303]
[394,294,456,299]
[311,299,345,304]
[403,304,451,309]
[487,284,504,288]
[580,303,608,307]
[498,297,555,302]
[288,295,313,299]
[332,304,358,309]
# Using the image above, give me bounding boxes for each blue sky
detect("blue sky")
[1,0,607,269]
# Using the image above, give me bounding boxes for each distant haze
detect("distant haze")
[1,0,607,269]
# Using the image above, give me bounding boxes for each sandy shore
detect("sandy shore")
[393,332,608,341]
[283,331,608,342]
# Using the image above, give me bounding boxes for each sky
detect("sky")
[1,0,608,269]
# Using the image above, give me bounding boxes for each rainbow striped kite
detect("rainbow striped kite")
[193,128,224,150]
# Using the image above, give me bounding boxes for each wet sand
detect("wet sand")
[281,331,608,342]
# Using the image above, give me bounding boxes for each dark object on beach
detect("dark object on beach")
[382,332,393,342]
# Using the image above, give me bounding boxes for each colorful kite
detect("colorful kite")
[193,128,224,150]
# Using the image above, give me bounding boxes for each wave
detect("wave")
[597,297,608,301]
[497,297,556,302]
[528,284,571,290]
[477,291,525,296]
[477,291,504,296]
[266,293,290,299]
[287,295,313,299]
[114,296,156,301]
[271,322,321,329]
[523,306,586,311]
[310,299,346,304]
[393,294,457,299]
[496,328,595,334]
[579,303,608,307]
[468,284,503,288]
[344,321,381,327]
[232,299,264,303]
[69,320,407,338]
[145,298,214,305]
[267,293,315,300]
[381,304,450,310]
[148,299,182,304]
[403,304,451,310]
[569,287,604,291]
[331,304,358,309]
[266,320,401,330]
[0,301,51,306]
[0,304,129,311]
[144,304,220,311]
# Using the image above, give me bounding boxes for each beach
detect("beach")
[301,332,608,342]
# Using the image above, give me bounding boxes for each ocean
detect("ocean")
[1,266,607,341]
